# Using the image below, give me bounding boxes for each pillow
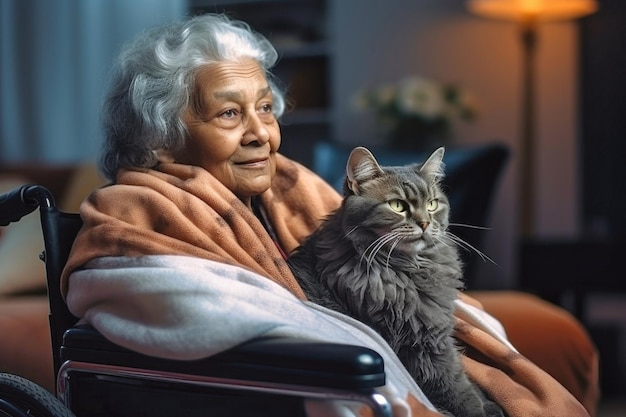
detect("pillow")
[0,177,46,295]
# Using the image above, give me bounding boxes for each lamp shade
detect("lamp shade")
[467,0,598,22]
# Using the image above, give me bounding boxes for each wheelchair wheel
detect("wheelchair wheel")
[0,373,75,417]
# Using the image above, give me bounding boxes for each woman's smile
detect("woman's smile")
[234,156,269,167]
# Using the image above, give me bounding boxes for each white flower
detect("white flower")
[352,75,478,132]
[396,76,446,120]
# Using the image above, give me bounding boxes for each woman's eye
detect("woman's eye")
[427,199,439,212]
[215,109,243,127]
[258,104,276,121]
[388,199,407,213]
[220,109,239,119]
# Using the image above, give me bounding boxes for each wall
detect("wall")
[330,0,581,288]
[0,0,187,163]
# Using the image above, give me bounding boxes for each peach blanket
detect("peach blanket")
[62,154,590,417]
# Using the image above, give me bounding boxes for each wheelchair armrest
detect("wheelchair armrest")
[0,185,53,226]
[61,325,385,390]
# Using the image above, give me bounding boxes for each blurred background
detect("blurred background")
[1,0,625,411]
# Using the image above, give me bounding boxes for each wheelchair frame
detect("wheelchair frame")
[0,184,393,417]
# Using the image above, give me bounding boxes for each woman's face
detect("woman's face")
[175,59,281,207]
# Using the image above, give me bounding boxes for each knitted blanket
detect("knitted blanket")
[62,155,589,417]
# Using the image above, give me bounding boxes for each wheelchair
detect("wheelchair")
[0,184,393,417]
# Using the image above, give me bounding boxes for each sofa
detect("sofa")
[0,161,600,415]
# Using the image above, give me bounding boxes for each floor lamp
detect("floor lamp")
[466,0,598,238]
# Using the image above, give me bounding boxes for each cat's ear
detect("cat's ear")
[346,147,384,194]
[420,147,446,183]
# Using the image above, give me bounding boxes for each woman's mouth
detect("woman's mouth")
[236,157,268,168]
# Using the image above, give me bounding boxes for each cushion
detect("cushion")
[0,176,47,295]
[469,290,600,415]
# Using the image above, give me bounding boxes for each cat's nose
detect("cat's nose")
[418,221,430,231]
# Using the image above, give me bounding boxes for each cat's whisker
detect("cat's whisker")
[372,233,399,261]
[360,236,384,268]
[430,234,456,265]
[360,236,383,263]
[444,232,499,267]
[386,237,403,270]
[367,237,391,271]
[344,225,360,238]
[360,233,397,273]
[433,235,452,251]
[448,223,491,231]
[441,230,470,249]
[443,232,479,257]
[365,231,409,271]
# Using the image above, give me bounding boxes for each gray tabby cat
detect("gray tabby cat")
[288,147,504,417]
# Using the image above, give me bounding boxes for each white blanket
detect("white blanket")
[66,255,511,416]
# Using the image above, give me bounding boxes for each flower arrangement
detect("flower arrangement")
[353,76,479,151]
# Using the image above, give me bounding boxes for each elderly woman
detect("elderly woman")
[62,14,338,298]
[61,13,595,417]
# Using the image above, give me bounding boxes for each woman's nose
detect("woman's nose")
[242,113,270,144]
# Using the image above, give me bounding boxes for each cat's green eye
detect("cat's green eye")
[427,199,439,212]
[388,199,407,213]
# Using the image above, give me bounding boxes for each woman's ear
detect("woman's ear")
[153,149,176,163]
